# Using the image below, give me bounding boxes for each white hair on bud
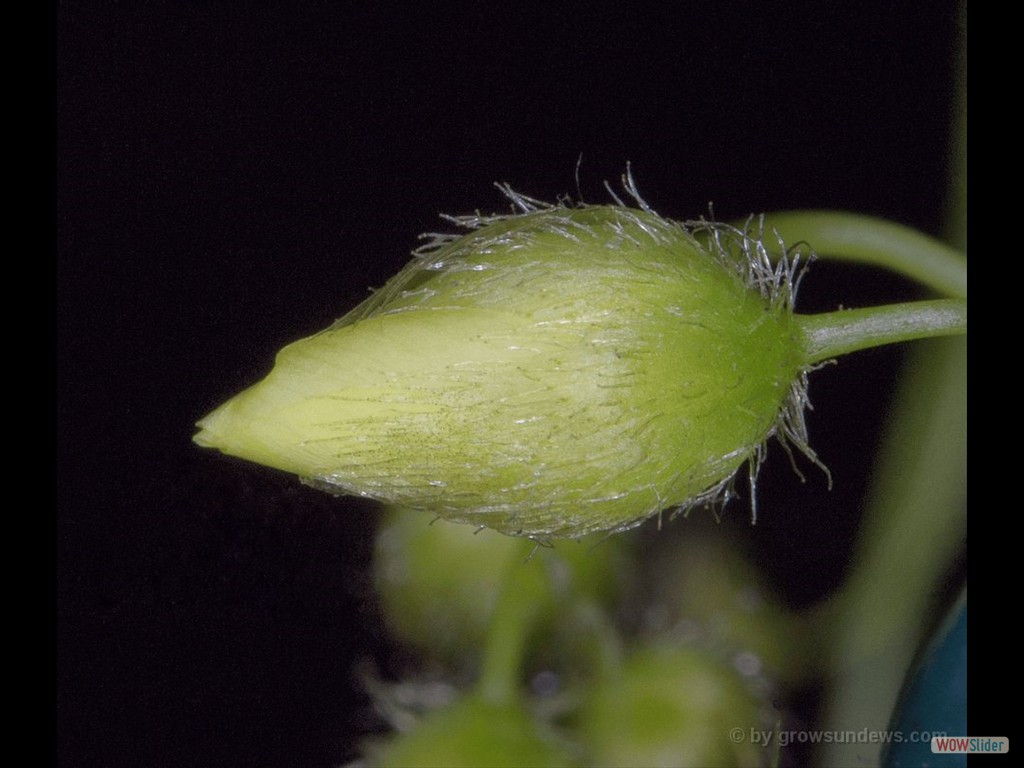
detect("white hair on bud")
[331,169,828,532]
[510,171,827,527]
[684,212,830,521]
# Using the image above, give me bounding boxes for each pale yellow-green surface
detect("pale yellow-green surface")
[196,206,801,537]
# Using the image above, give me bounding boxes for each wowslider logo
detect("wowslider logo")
[932,736,1009,754]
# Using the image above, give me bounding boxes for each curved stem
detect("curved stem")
[762,211,967,298]
[821,11,967,761]
[795,299,967,366]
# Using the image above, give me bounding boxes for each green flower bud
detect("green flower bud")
[195,193,811,538]
[374,505,629,665]
[577,643,766,767]
[366,695,576,768]
[648,528,814,685]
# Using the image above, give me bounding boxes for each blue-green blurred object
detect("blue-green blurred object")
[883,591,966,768]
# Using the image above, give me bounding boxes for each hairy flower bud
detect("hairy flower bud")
[195,192,812,538]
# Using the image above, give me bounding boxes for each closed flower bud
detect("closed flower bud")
[195,191,812,538]
[577,643,767,767]
[365,695,575,768]
[374,505,630,664]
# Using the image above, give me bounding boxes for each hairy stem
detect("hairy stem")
[795,299,967,365]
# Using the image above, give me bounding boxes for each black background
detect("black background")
[58,4,964,767]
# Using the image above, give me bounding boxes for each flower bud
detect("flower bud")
[374,505,630,665]
[365,695,575,768]
[577,643,767,767]
[195,197,809,538]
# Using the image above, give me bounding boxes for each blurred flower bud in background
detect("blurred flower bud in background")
[576,643,768,767]
[641,526,816,687]
[365,694,576,768]
[373,505,629,668]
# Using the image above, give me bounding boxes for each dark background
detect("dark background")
[58,4,964,767]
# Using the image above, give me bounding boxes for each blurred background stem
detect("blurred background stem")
[819,5,966,765]
[763,212,966,299]
[476,543,547,706]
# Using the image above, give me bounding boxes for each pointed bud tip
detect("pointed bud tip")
[193,401,229,449]
[194,201,812,537]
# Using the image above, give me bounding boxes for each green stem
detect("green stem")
[796,299,967,365]
[763,211,967,298]
[821,9,967,763]
[476,545,546,706]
